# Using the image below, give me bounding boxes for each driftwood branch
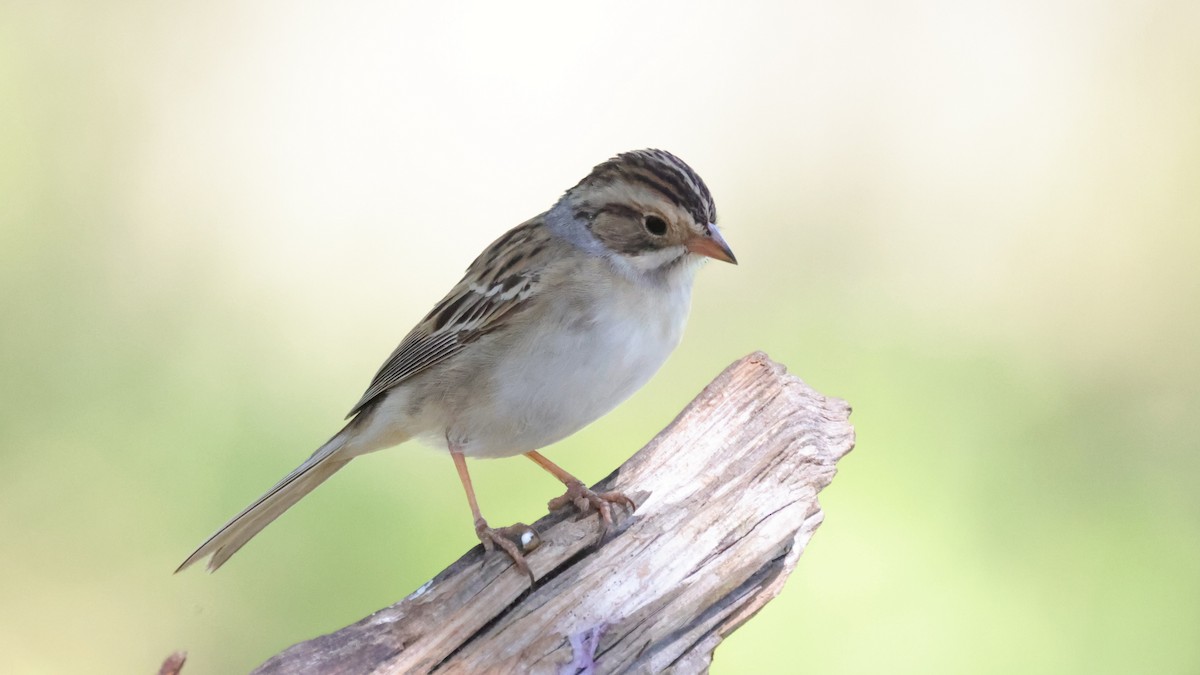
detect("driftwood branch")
[251,352,854,674]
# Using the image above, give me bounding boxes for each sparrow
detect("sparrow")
[177,149,736,579]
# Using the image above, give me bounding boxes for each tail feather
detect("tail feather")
[177,436,352,573]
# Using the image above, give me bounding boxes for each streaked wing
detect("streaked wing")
[346,220,549,417]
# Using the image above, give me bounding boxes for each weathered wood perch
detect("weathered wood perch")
[251,352,854,674]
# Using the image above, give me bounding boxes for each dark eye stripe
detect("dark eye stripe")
[594,202,642,220]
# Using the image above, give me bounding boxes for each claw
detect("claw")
[548,480,636,534]
[474,518,540,582]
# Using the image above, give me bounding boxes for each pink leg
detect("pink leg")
[525,450,636,533]
[452,449,539,581]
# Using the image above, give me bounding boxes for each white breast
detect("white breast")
[460,271,693,458]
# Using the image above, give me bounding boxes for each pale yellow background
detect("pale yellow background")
[3,1,1198,673]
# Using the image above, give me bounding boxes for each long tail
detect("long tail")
[177,432,353,573]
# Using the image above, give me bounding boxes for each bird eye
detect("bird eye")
[643,215,668,236]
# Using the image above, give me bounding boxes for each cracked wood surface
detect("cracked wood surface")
[250,352,855,675]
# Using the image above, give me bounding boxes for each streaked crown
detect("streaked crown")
[566,149,717,228]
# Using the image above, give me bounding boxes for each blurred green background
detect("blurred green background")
[3,1,1199,673]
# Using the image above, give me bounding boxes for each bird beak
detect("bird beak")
[685,223,738,264]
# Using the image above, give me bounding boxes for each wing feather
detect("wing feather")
[345,221,548,418]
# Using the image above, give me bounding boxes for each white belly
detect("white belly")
[455,279,691,458]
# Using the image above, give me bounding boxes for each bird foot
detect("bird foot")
[474,518,541,582]
[548,480,636,533]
